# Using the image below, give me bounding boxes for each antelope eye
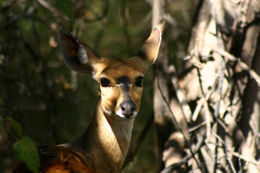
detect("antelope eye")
[135,76,143,87]
[100,77,111,87]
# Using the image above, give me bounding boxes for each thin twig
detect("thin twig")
[212,48,260,87]
[192,89,213,121]
[161,132,207,173]
[169,65,192,121]
[157,75,206,173]
[212,132,237,173]
[231,152,260,167]
[189,121,206,133]
[213,129,219,173]
[213,52,226,173]
[37,0,70,20]
[214,56,225,118]
[204,94,212,140]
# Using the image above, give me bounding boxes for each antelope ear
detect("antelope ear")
[58,27,100,75]
[138,26,162,66]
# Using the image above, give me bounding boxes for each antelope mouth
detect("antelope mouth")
[115,110,137,119]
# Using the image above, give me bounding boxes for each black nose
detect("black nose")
[120,101,136,118]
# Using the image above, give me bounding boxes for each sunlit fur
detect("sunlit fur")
[13,26,162,173]
[96,58,146,120]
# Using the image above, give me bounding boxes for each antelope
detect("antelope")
[13,26,161,173]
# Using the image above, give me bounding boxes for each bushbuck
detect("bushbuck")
[13,26,161,173]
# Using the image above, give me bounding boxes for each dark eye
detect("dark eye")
[100,77,112,87]
[135,76,143,87]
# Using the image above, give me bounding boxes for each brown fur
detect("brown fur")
[13,26,161,173]
[13,146,99,173]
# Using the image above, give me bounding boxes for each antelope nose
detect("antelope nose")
[120,101,136,118]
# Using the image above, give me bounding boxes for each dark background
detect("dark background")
[0,0,197,172]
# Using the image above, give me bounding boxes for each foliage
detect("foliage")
[6,117,23,138]
[56,0,73,20]
[14,136,40,173]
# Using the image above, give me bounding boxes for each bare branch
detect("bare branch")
[212,132,237,173]
[37,0,70,20]
[212,48,260,87]
[169,65,192,121]
[157,74,206,173]
[192,89,213,121]
[189,122,206,133]
[161,132,207,173]
[231,152,260,168]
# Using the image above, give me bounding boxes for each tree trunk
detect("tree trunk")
[151,0,190,172]
[162,0,260,172]
[151,0,174,171]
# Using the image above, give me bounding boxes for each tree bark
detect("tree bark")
[151,0,174,171]
[163,0,260,172]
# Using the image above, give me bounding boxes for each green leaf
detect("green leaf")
[14,136,40,173]
[56,0,73,20]
[6,117,23,138]
[0,98,3,105]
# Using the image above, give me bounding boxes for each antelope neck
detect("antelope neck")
[69,99,135,172]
